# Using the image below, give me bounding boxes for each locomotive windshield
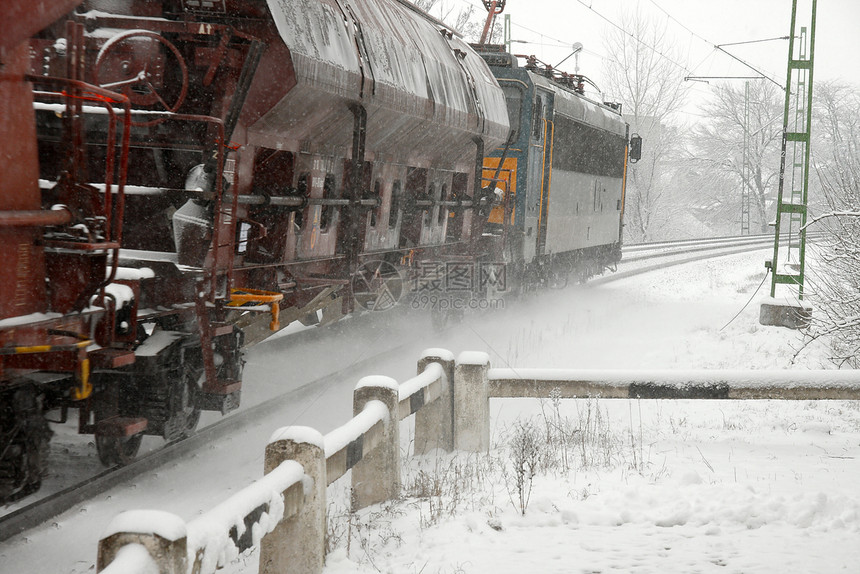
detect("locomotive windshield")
[501,84,523,141]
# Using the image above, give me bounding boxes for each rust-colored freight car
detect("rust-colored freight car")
[0,0,510,501]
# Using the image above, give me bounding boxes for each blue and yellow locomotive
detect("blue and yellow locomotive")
[476,47,641,290]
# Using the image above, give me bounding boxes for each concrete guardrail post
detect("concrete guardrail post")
[454,351,491,452]
[97,510,187,573]
[415,348,455,454]
[352,376,400,511]
[260,427,326,574]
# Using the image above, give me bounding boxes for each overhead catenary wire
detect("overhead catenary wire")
[643,0,713,45]
[444,0,784,101]
[511,1,710,107]
[572,0,694,75]
[569,0,785,90]
[712,46,784,90]
[717,36,792,47]
[458,0,683,74]
[458,0,785,65]
[439,0,705,81]
[509,20,608,61]
[645,0,785,89]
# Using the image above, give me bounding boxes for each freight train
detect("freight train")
[0,0,637,502]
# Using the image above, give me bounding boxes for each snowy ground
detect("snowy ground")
[2,249,859,573]
[317,251,860,574]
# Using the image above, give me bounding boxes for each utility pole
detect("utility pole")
[760,0,817,329]
[741,81,751,236]
[683,75,773,237]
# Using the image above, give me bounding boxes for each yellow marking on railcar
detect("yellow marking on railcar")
[73,358,91,400]
[2,339,91,356]
[620,144,629,223]
[310,206,319,250]
[228,288,285,331]
[536,119,555,251]
[16,345,52,354]
[483,157,518,225]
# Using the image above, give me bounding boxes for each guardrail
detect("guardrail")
[96,349,860,573]
[96,348,456,574]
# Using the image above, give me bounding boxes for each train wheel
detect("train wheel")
[576,267,589,284]
[177,365,202,439]
[548,259,572,289]
[430,306,448,331]
[549,270,569,289]
[430,304,465,331]
[96,433,142,467]
[0,385,51,502]
[161,351,203,442]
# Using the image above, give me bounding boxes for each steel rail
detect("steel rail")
[621,236,776,264]
[623,234,775,253]
[598,236,780,287]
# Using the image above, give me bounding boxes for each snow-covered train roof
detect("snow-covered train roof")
[256,0,509,164]
[530,73,627,138]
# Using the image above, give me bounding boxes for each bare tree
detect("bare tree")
[812,81,860,206]
[601,8,689,242]
[412,0,485,42]
[802,82,860,366]
[687,81,783,233]
[662,158,738,237]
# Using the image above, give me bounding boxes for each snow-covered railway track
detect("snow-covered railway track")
[623,233,776,261]
[609,233,801,284]
[0,234,787,542]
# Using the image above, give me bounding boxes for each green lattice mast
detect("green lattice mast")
[767,0,816,300]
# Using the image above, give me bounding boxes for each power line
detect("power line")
[462,0,701,80]
[510,21,585,51]
[514,1,697,80]
[510,5,717,107]
[686,76,769,82]
[643,0,712,45]
[718,36,791,47]
[450,0,784,101]
[712,46,784,89]
[510,37,609,62]
[642,0,784,89]
[571,0,693,75]
[689,49,718,76]
[455,0,786,90]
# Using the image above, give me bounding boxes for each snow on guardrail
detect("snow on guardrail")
[99,543,158,574]
[488,368,860,400]
[186,459,305,573]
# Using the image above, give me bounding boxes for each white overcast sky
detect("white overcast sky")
[435,0,858,120]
